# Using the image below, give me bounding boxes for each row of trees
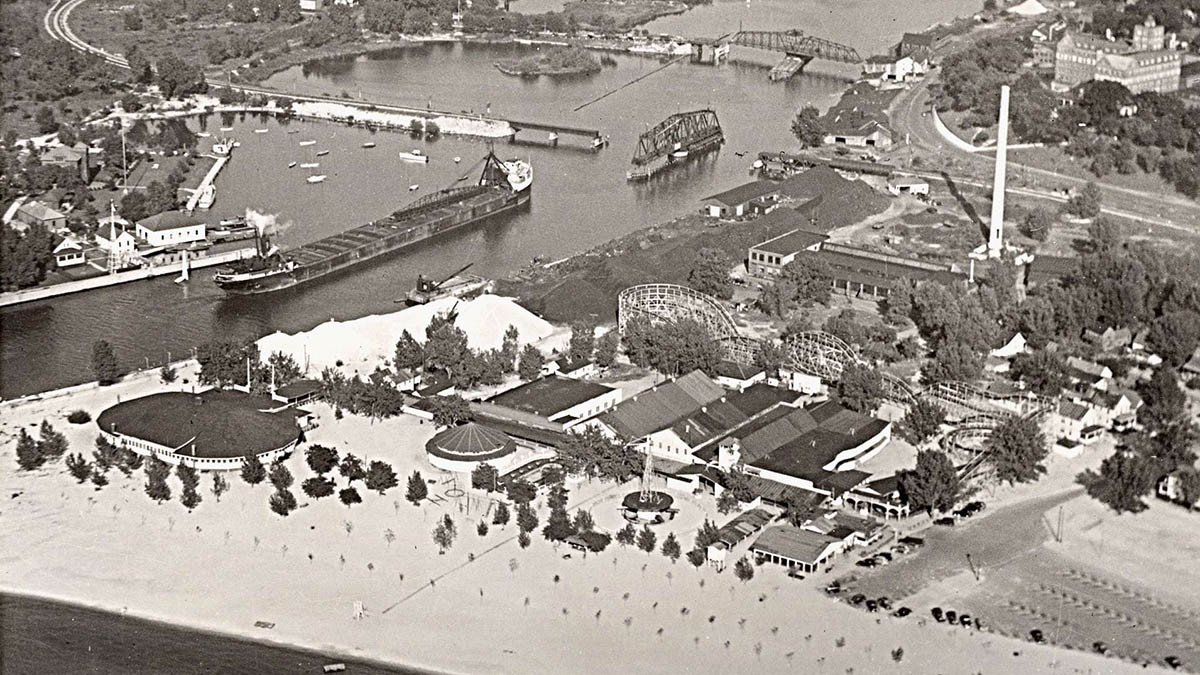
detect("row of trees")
[622,315,723,378]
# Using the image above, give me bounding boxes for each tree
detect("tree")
[1140,367,1187,431]
[837,363,884,414]
[91,340,119,385]
[507,478,537,504]
[518,531,531,549]
[424,320,470,377]
[35,106,57,135]
[899,450,961,515]
[493,501,511,526]
[988,416,1048,484]
[1019,208,1056,242]
[268,460,293,491]
[688,248,734,300]
[616,523,637,547]
[781,254,832,306]
[754,340,786,379]
[1077,449,1157,514]
[1148,310,1200,369]
[1010,351,1070,397]
[159,363,177,384]
[717,488,741,515]
[557,427,641,483]
[365,460,398,494]
[636,524,657,553]
[66,453,92,482]
[791,105,825,148]
[517,503,539,534]
[93,434,119,473]
[393,329,424,373]
[181,483,202,510]
[37,420,68,460]
[144,457,171,503]
[922,341,982,383]
[339,486,363,506]
[1066,181,1102,219]
[1176,468,1200,511]
[15,429,44,470]
[305,445,339,475]
[477,520,489,537]
[568,320,597,363]
[542,502,576,542]
[433,514,457,553]
[212,473,230,502]
[155,55,205,99]
[406,470,428,504]
[241,453,266,485]
[429,395,471,428]
[899,400,946,445]
[661,532,682,563]
[518,344,544,381]
[733,556,755,582]
[595,329,619,369]
[302,476,335,499]
[573,509,595,533]
[472,463,499,491]
[177,462,200,491]
[339,453,366,482]
[269,489,297,516]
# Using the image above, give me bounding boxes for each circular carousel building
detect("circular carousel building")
[425,422,518,474]
[96,389,303,471]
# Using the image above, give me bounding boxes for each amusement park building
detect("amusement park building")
[95,389,305,471]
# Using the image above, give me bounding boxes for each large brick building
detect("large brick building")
[1053,17,1181,94]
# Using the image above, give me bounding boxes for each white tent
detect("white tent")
[1006,0,1049,16]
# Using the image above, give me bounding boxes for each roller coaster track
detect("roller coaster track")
[618,282,1058,480]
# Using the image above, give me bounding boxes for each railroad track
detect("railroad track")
[44,0,130,69]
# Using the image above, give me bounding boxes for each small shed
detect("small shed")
[53,237,86,268]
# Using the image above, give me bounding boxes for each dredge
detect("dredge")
[213,152,531,295]
[626,109,723,181]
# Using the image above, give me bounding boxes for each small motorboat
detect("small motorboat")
[398,149,428,163]
[288,161,297,168]
[220,126,234,131]
[196,184,215,209]
[299,140,316,147]
[453,156,461,163]
[286,129,299,134]
[316,150,330,157]
[408,184,419,191]
[300,162,319,169]
[254,128,269,134]
[362,141,377,148]
[307,175,327,184]
[197,132,211,138]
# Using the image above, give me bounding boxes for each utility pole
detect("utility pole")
[966,553,980,581]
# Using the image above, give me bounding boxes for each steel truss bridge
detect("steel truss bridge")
[618,283,1054,478]
[631,110,724,168]
[728,30,862,64]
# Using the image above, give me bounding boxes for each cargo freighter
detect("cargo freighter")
[213,152,531,295]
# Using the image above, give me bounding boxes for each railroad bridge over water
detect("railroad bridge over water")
[691,30,863,81]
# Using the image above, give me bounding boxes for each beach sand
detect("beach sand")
[0,372,1170,674]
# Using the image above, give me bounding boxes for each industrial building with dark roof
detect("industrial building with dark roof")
[96,389,303,470]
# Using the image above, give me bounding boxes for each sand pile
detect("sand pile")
[257,294,553,376]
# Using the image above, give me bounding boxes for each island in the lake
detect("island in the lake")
[494,46,602,77]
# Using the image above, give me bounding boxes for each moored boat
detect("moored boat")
[399,149,429,163]
[362,141,377,148]
[307,175,327,184]
[213,152,531,296]
[196,184,215,209]
[316,150,330,157]
[299,140,316,147]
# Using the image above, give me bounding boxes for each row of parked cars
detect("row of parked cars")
[931,606,984,631]
[934,501,986,527]
[855,535,925,568]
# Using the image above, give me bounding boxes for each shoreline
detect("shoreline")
[0,588,450,675]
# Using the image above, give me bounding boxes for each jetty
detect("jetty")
[184,155,229,212]
[0,247,254,308]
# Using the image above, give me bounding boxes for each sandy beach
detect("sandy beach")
[0,362,1171,675]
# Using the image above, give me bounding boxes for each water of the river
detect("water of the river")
[0,0,978,398]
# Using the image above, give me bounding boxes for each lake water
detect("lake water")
[1,0,978,398]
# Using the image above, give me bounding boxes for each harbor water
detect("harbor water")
[1,0,979,398]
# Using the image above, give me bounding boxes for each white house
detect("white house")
[863,54,926,82]
[96,226,137,254]
[989,332,1028,359]
[136,210,206,247]
[886,175,931,197]
[1047,399,1106,443]
[53,237,86,268]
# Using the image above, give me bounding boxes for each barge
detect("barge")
[213,152,531,295]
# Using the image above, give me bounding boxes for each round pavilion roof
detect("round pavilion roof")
[425,422,517,463]
[622,490,675,512]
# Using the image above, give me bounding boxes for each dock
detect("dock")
[0,247,254,308]
[184,155,229,212]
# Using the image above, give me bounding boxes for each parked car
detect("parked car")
[890,544,909,555]
[875,551,893,562]
[856,558,878,568]
[966,500,986,512]
[974,617,986,631]
[931,607,944,622]
[893,607,912,618]
[899,536,925,547]
[877,597,892,610]
[850,594,866,605]
[1031,629,1045,644]
[959,614,972,628]
[934,517,956,527]
[1165,656,1182,669]
[945,610,958,625]
[1092,641,1108,655]
[825,582,842,595]
[865,599,878,612]
[872,555,891,566]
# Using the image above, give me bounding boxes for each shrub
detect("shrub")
[67,410,91,424]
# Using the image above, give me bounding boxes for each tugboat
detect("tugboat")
[213,150,531,295]
[404,262,493,305]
